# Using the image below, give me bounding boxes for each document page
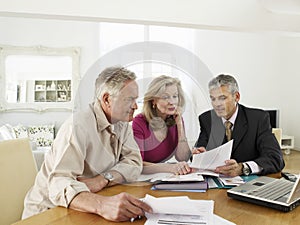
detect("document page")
[144,194,214,225]
[143,194,236,225]
[190,140,233,171]
[137,172,204,182]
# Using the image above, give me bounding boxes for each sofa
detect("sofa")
[0,123,55,169]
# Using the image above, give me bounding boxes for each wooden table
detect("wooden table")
[12,179,299,225]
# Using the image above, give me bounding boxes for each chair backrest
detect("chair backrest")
[0,138,37,225]
[272,128,282,146]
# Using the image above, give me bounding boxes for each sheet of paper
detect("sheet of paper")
[214,214,236,225]
[136,173,173,182]
[144,194,214,225]
[218,176,245,186]
[161,172,204,182]
[137,172,204,182]
[144,213,235,225]
[207,177,220,189]
[190,140,233,170]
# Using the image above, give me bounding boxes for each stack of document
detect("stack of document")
[151,173,208,191]
[143,194,235,225]
[207,175,259,189]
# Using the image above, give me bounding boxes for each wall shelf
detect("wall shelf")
[34,80,71,102]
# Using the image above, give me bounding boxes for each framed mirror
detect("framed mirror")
[0,45,80,112]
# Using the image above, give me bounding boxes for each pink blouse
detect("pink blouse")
[132,113,179,163]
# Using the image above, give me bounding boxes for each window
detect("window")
[97,23,210,143]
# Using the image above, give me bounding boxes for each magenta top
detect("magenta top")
[132,113,179,163]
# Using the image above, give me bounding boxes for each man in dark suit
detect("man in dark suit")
[194,74,284,176]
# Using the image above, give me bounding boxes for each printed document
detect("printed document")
[137,172,204,183]
[143,194,214,225]
[143,194,235,225]
[190,140,233,172]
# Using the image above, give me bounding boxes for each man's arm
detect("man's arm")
[194,113,210,148]
[216,111,285,176]
[107,124,143,182]
[77,170,125,193]
[69,191,152,222]
[253,112,285,175]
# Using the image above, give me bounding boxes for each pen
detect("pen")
[130,215,142,222]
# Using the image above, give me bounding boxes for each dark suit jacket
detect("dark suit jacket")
[195,104,285,175]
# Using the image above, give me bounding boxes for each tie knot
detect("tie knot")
[225,121,233,129]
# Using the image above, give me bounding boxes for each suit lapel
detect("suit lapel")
[232,105,248,154]
[207,110,225,150]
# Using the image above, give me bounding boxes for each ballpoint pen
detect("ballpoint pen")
[130,215,142,222]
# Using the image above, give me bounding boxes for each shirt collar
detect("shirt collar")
[92,101,111,132]
[222,104,239,126]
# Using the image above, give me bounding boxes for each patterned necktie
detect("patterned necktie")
[225,120,233,142]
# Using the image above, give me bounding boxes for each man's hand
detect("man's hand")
[192,147,206,154]
[215,159,243,177]
[70,192,153,222]
[77,175,108,193]
[98,193,153,222]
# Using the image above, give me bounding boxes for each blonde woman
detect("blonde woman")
[132,75,192,174]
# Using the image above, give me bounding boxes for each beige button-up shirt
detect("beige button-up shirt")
[22,103,142,219]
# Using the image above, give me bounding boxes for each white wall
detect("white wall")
[0,1,299,149]
[0,17,101,129]
[193,30,299,145]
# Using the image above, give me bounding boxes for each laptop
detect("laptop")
[227,173,300,212]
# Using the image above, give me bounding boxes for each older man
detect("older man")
[23,66,152,222]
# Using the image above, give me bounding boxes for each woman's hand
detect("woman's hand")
[173,106,183,125]
[169,161,192,175]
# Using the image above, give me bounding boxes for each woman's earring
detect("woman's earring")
[152,104,156,109]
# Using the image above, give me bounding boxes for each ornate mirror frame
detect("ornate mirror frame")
[0,45,80,112]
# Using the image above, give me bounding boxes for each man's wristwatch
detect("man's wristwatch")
[101,172,114,186]
[242,163,251,176]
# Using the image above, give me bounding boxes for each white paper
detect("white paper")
[161,172,204,182]
[137,172,204,182]
[214,214,236,225]
[218,176,245,186]
[143,194,214,225]
[137,173,173,182]
[207,177,220,189]
[190,140,233,170]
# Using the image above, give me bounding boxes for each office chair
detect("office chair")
[0,138,38,225]
[272,128,282,147]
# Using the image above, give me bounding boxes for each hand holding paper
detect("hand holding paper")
[190,140,233,172]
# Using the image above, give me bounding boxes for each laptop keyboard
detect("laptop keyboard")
[248,179,294,201]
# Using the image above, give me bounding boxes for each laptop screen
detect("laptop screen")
[287,173,300,203]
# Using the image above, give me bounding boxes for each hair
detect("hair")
[94,65,136,100]
[208,74,239,94]
[143,75,186,130]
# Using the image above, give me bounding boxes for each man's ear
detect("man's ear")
[102,93,110,105]
[235,91,240,102]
